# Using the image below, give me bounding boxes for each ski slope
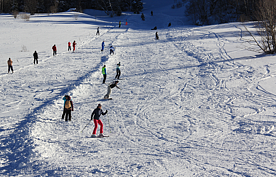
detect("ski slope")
[1,2,276,176]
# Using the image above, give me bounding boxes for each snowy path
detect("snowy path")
[1,11,276,176]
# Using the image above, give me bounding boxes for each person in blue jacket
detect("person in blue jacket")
[110,46,115,55]
[91,104,108,138]
[62,95,74,121]
[101,41,105,51]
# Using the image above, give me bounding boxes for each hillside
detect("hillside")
[1,2,276,177]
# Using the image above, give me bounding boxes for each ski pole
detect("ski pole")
[81,119,92,133]
[107,113,111,133]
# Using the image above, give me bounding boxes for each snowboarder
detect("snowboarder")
[96,27,100,35]
[104,81,120,99]
[156,32,159,40]
[102,65,107,84]
[151,11,153,16]
[52,44,57,56]
[62,95,74,121]
[73,41,76,52]
[91,104,108,138]
[33,51,38,64]
[68,42,71,51]
[7,58,13,73]
[101,41,105,51]
[115,62,121,80]
[119,21,121,28]
[141,13,145,21]
[110,46,115,55]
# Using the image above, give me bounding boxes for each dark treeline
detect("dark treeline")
[0,0,143,16]
[185,0,259,25]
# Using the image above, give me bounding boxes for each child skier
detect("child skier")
[33,51,38,64]
[91,104,108,138]
[73,41,76,52]
[102,65,107,84]
[110,46,115,55]
[101,41,105,51]
[115,62,121,80]
[7,58,13,73]
[52,44,57,56]
[104,81,120,99]
[62,95,74,121]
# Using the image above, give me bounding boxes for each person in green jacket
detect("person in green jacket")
[102,65,107,84]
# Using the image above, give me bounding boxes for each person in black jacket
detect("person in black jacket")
[104,81,120,99]
[91,104,108,137]
[33,51,38,64]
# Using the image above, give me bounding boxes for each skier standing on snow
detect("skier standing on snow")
[156,32,159,40]
[101,41,105,51]
[33,51,38,64]
[115,62,121,80]
[141,13,145,21]
[119,21,121,28]
[91,104,108,138]
[52,44,57,56]
[96,27,100,35]
[104,81,120,99]
[7,58,13,73]
[73,41,76,52]
[62,95,74,121]
[110,46,115,55]
[151,11,153,16]
[68,42,71,51]
[102,65,107,84]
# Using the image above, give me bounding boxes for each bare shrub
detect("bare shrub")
[244,0,276,54]
[12,10,19,18]
[20,13,30,21]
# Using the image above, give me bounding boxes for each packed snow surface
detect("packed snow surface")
[1,1,276,176]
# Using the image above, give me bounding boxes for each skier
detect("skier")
[125,19,128,25]
[104,81,120,99]
[73,41,76,52]
[168,22,171,27]
[141,13,145,21]
[7,58,13,73]
[96,27,100,35]
[119,21,121,28]
[115,62,121,80]
[110,46,115,55]
[102,65,107,84]
[68,42,71,51]
[62,95,74,121]
[33,51,38,64]
[156,32,159,40]
[151,11,153,16]
[151,26,157,30]
[52,44,57,56]
[91,104,108,138]
[101,41,105,51]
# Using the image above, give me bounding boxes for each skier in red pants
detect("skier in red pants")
[91,104,108,138]
[73,40,76,52]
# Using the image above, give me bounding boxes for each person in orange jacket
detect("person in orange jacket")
[7,58,13,73]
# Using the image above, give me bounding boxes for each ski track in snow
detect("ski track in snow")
[1,10,276,177]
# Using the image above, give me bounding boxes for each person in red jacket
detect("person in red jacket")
[68,42,71,51]
[52,44,57,56]
[73,41,76,52]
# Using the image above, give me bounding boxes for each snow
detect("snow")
[1,1,276,176]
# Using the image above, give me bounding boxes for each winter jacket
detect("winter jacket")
[91,107,107,120]
[68,42,71,46]
[109,82,120,89]
[102,67,106,75]
[63,96,74,111]
[73,41,76,47]
[116,65,120,71]
[52,45,57,51]
[7,59,13,66]
[33,52,38,59]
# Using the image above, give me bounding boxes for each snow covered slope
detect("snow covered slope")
[1,4,276,177]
